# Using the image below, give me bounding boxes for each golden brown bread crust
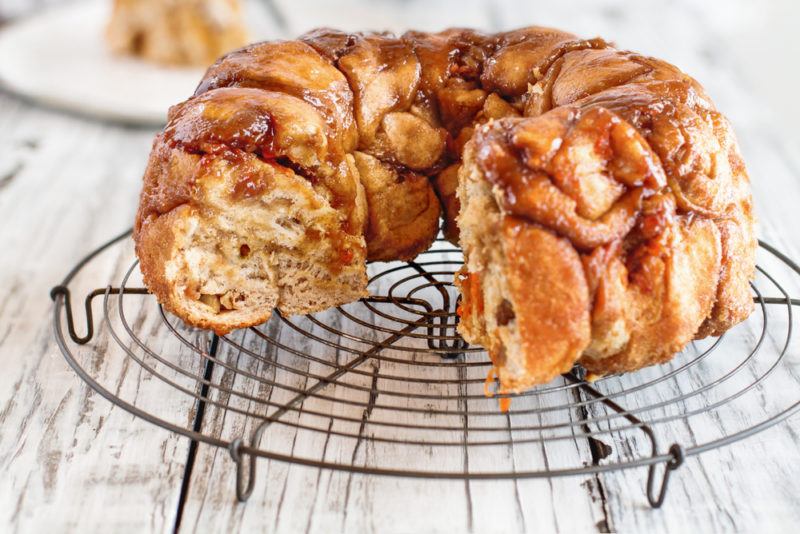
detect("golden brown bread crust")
[456,46,755,387]
[501,218,592,388]
[134,26,756,389]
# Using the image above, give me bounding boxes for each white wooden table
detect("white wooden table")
[2,1,800,532]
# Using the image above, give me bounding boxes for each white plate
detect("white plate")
[0,1,207,126]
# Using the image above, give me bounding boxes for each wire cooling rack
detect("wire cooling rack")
[51,229,800,507]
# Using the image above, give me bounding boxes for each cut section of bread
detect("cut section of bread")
[135,145,367,334]
[134,84,368,334]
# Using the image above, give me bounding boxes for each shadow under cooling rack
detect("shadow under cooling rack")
[51,229,800,507]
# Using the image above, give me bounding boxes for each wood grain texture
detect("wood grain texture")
[0,96,196,532]
[2,1,800,533]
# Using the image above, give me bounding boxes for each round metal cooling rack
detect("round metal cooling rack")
[51,229,800,508]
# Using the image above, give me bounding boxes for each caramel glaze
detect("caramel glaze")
[164,89,279,157]
[475,107,667,252]
[136,25,755,371]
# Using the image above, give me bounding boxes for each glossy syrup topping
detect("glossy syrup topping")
[164,88,279,158]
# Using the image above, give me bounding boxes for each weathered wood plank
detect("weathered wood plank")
[0,95,197,533]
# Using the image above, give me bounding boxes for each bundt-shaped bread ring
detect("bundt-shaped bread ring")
[134,26,756,391]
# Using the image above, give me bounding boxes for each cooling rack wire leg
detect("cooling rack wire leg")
[48,228,136,344]
[646,444,685,508]
[228,437,256,502]
[566,371,686,508]
[50,285,149,345]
